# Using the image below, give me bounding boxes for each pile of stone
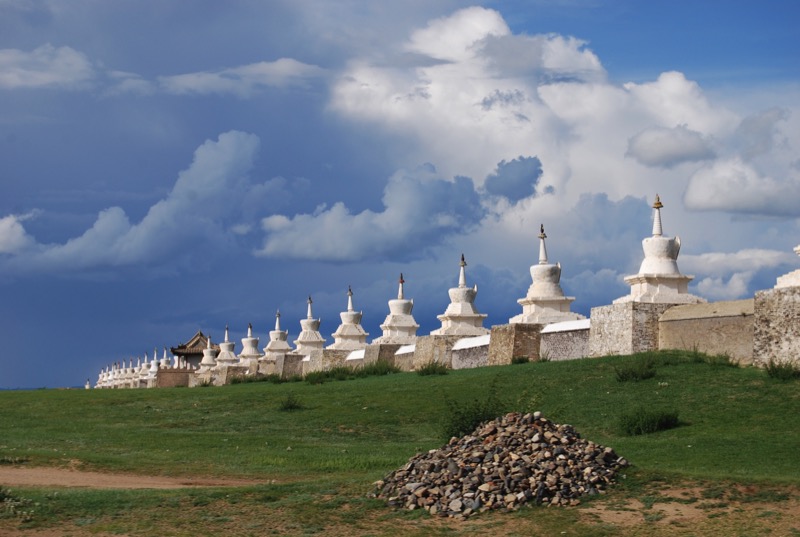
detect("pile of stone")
[375,411,628,518]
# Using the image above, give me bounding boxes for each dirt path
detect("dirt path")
[0,466,262,489]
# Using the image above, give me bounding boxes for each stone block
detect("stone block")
[589,302,673,357]
[413,335,462,369]
[754,286,800,366]
[321,349,351,370]
[282,353,305,379]
[364,343,403,366]
[487,323,543,366]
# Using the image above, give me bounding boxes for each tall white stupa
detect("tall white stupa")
[238,323,263,366]
[294,296,326,355]
[373,273,419,345]
[510,224,585,325]
[215,326,239,366]
[431,254,489,336]
[614,195,705,305]
[262,310,292,357]
[327,287,369,350]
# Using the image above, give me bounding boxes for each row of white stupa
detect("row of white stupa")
[95,195,704,388]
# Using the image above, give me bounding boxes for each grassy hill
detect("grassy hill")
[1,351,798,535]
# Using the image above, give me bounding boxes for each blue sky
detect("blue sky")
[1,0,798,388]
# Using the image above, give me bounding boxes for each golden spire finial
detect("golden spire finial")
[653,194,663,209]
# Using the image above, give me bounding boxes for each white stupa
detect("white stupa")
[155,348,166,368]
[238,323,263,365]
[215,325,239,366]
[294,296,326,355]
[198,333,219,371]
[327,287,369,350]
[614,195,705,304]
[775,245,800,288]
[510,224,585,325]
[262,310,292,357]
[373,273,419,345]
[431,254,490,336]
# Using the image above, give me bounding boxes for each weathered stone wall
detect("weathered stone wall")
[393,348,416,372]
[754,286,800,366]
[413,335,462,369]
[155,369,192,388]
[281,353,305,378]
[257,355,284,376]
[320,349,351,370]
[589,302,673,357]
[659,300,753,364]
[487,324,542,366]
[364,344,403,366]
[451,344,489,370]
[540,329,589,361]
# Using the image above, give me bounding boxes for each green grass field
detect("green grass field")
[1,351,799,536]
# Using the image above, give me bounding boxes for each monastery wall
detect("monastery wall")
[154,371,188,387]
[451,336,490,370]
[659,300,754,364]
[487,324,542,365]
[540,323,590,361]
[364,343,403,366]
[413,335,462,369]
[281,354,305,379]
[589,302,673,357]
[754,286,800,366]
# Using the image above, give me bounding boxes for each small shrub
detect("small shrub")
[417,361,449,376]
[0,457,29,465]
[0,487,35,522]
[278,393,304,411]
[765,359,800,381]
[511,355,529,364]
[619,407,679,436]
[304,370,329,385]
[614,359,656,382]
[197,380,213,388]
[705,353,738,368]
[441,378,504,440]
[264,374,285,384]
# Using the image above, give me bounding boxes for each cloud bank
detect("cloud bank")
[0,131,260,273]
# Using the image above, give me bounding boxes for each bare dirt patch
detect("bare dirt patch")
[0,466,264,489]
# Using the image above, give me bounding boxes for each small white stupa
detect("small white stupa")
[159,347,172,368]
[198,333,219,371]
[614,195,705,304]
[510,224,585,325]
[431,254,490,336]
[373,273,419,345]
[263,310,292,357]
[215,325,239,366]
[775,245,800,288]
[148,352,160,376]
[327,286,369,350]
[294,296,326,355]
[238,323,263,365]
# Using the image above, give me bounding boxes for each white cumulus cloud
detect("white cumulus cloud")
[159,58,326,97]
[0,44,94,90]
[626,125,715,168]
[256,164,484,261]
[0,211,39,254]
[684,158,800,216]
[0,131,261,273]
